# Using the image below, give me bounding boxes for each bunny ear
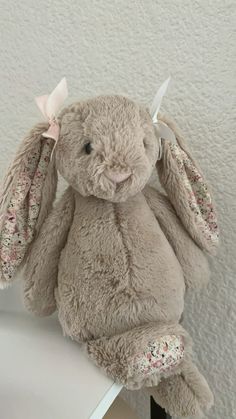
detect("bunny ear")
[0,123,57,288]
[156,115,219,255]
[0,78,68,288]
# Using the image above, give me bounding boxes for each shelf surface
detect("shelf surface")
[0,311,122,419]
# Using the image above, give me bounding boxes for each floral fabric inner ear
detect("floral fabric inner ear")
[169,143,219,252]
[0,139,53,282]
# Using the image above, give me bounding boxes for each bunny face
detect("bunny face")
[56,95,158,202]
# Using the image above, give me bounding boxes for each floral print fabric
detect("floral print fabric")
[170,143,219,246]
[130,335,184,377]
[0,139,53,281]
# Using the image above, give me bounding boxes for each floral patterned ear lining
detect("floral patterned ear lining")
[170,144,218,243]
[0,139,53,284]
[162,141,219,254]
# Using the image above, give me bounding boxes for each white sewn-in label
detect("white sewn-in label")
[158,121,176,143]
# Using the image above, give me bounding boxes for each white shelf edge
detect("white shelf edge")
[89,382,123,419]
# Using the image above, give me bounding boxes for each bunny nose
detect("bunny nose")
[105,170,131,183]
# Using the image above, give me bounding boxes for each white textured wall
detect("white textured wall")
[0,1,235,418]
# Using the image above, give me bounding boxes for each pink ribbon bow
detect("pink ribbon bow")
[35,77,68,142]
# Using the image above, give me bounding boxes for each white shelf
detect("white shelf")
[0,311,122,419]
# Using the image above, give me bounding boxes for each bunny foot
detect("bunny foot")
[149,359,213,418]
[86,322,191,389]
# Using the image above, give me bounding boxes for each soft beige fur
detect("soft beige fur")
[1,95,216,417]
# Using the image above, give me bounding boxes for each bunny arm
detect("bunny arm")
[143,185,210,289]
[23,187,75,316]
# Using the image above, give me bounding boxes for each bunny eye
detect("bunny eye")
[84,142,92,155]
[143,138,148,149]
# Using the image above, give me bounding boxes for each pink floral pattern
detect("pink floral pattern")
[0,139,53,281]
[170,144,219,245]
[130,335,184,377]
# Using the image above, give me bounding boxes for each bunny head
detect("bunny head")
[0,78,219,288]
[56,95,159,203]
[0,93,159,288]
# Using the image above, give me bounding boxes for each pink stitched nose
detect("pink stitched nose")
[105,170,131,183]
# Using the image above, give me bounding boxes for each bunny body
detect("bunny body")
[56,189,185,341]
[1,95,218,418]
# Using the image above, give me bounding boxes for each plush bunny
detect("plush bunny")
[0,79,219,418]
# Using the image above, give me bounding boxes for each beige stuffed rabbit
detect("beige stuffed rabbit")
[0,79,219,418]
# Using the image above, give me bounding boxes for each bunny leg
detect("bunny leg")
[148,359,213,418]
[24,188,74,316]
[86,322,191,390]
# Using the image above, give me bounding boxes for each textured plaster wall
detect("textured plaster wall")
[0,1,235,418]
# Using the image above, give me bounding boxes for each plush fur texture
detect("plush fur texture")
[148,359,214,418]
[1,95,216,417]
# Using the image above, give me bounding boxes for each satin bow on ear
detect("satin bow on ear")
[150,77,176,160]
[35,77,68,142]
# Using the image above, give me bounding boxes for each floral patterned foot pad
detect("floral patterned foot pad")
[129,335,184,378]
